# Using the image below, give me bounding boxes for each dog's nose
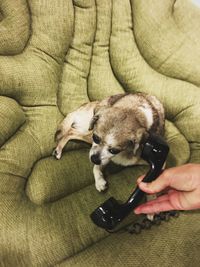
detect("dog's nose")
[91,154,101,165]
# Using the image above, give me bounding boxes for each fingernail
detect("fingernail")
[134,209,140,214]
[137,176,144,183]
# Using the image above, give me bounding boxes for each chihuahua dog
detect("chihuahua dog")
[53,93,165,193]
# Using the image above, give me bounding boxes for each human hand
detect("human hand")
[134,164,200,214]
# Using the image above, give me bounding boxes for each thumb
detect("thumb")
[138,172,170,194]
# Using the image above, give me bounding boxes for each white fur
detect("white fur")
[105,134,117,146]
[90,143,111,167]
[71,108,94,134]
[112,153,139,166]
[93,165,107,192]
[139,104,153,130]
[100,146,111,164]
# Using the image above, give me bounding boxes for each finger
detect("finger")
[158,164,199,191]
[147,193,170,203]
[137,164,200,195]
[134,189,187,214]
[137,175,145,184]
[134,199,175,214]
[134,193,171,214]
[137,167,191,194]
[137,173,171,194]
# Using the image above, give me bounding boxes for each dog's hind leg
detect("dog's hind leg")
[53,128,92,160]
[52,135,72,159]
[53,101,96,159]
[53,114,73,159]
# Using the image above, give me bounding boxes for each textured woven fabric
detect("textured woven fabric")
[0,0,200,266]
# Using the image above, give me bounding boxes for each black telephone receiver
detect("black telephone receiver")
[90,134,169,231]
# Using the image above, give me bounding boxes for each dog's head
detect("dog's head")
[89,106,148,165]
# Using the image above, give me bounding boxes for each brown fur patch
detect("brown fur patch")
[107,93,130,106]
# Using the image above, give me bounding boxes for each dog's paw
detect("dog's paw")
[52,147,62,160]
[95,178,107,192]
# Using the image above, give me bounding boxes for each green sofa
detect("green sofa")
[0,0,200,266]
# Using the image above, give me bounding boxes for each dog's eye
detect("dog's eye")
[108,148,121,155]
[92,134,101,144]
[128,140,135,147]
[71,122,76,129]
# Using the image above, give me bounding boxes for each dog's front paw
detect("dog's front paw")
[95,178,107,192]
[52,147,62,160]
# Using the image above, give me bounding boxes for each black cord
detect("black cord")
[106,211,180,234]
[126,211,180,234]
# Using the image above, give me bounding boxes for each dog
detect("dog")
[53,93,165,193]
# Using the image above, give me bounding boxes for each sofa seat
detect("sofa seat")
[0,0,200,266]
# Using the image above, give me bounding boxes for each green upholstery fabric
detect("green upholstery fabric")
[0,0,200,266]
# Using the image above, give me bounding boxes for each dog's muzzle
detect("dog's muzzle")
[90,154,101,165]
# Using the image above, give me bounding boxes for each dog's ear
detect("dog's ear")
[88,104,108,130]
[136,128,149,144]
[129,128,149,155]
[89,115,99,131]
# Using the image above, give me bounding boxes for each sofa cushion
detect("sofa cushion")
[0,0,200,266]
